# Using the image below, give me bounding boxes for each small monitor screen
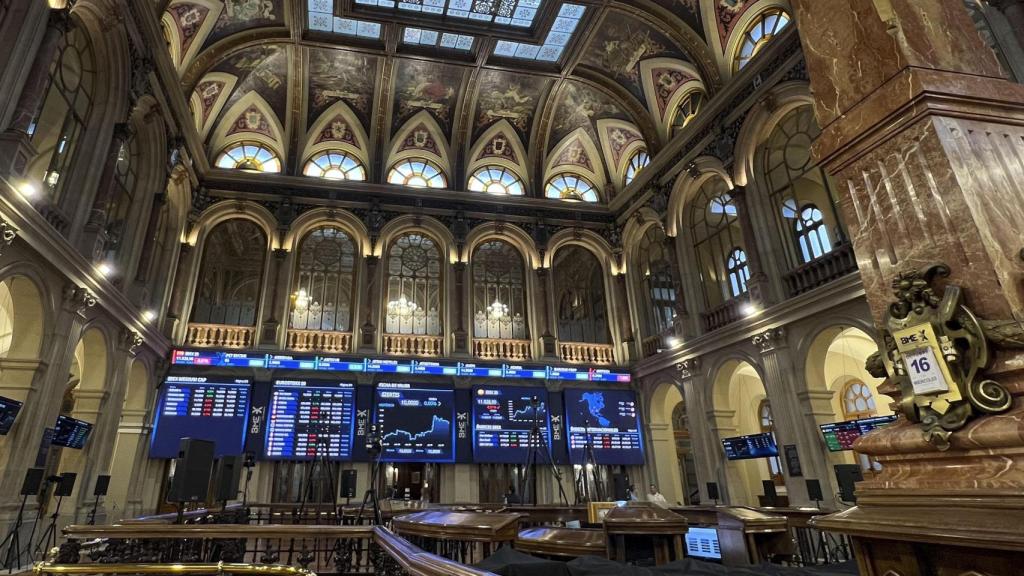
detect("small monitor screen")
[265,379,356,460]
[375,383,455,463]
[721,432,779,460]
[52,415,92,449]
[564,388,644,466]
[472,386,550,464]
[150,376,251,458]
[685,527,722,560]
[0,396,23,435]
[820,414,898,452]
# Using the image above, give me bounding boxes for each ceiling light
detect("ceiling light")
[142,310,157,323]
[96,262,114,277]
[741,302,759,317]
[15,180,38,199]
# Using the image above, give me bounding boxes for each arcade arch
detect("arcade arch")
[711,359,775,506]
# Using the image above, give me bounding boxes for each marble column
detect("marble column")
[730,186,772,307]
[451,262,468,356]
[358,255,379,353]
[260,247,288,347]
[789,0,1024,560]
[992,0,1024,48]
[674,358,723,504]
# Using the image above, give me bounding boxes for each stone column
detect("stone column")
[0,7,70,176]
[675,358,723,504]
[106,405,150,519]
[751,327,834,507]
[81,123,132,263]
[788,0,1024,559]
[535,268,557,359]
[611,273,634,363]
[164,242,193,339]
[451,262,468,356]
[358,255,379,353]
[133,192,167,285]
[259,247,288,347]
[729,186,772,306]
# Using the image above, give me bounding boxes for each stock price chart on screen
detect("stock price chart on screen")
[564,388,644,465]
[473,386,550,463]
[150,376,251,458]
[375,383,455,462]
[265,380,356,459]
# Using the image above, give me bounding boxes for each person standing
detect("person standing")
[647,484,668,507]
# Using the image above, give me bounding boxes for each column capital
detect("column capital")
[675,357,701,379]
[272,247,288,260]
[0,215,18,257]
[118,327,143,354]
[63,284,97,313]
[751,326,787,353]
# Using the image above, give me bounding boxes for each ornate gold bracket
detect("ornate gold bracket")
[868,264,1012,450]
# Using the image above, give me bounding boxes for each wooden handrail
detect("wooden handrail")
[34,563,315,576]
[62,524,374,540]
[372,527,496,576]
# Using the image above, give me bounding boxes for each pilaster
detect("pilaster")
[674,358,721,503]
[358,255,379,353]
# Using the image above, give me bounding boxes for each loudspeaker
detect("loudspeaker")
[761,479,778,506]
[54,472,77,497]
[20,467,44,496]
[706,482,720,501]
[340,469,357,499]
[93,474,110,497]
[805,479,823,502]
[167,438,215,503]
[834,464,863,503]
[212,456,241,502]
[612,473,629,501]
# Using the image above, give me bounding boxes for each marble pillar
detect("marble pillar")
[790,0,1024,566]
[675,359,722,504]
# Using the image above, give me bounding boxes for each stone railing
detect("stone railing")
[701,298,745,333]
[783,241,858,297]
[558,341,615,365]
[641,335,663,358]
[473,338,531,361]
[383,333,444,357]
[186,323,256,348]
[286,329,352,354]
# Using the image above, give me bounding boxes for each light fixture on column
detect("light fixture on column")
[387,295,419,317]
[741,302,759,317]
[96,261,114,278]
[142,309,157,323]
[15,180,38,200]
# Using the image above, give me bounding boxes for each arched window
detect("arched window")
[758,399,784,483]
[671,91,703,135]
[387,159,447,189]
[637,226,677,339]
[553,246,609,343]
[624,149,649,187]
[689,179,747,307]
[290,227,357,334]
[841,380,877,420]
[735,8,791,71]
[384,233,442,335]
[764,106,844,268]
[545,174,599,202]
[726,248,749,297]
[468,166,525,196]
[215,142,282,173]
[472,240,528,340]
[28,26,96,202]
[303,151,366,181]
[103,132,139,261]
[0,280,13,358]
[190,219,267,326]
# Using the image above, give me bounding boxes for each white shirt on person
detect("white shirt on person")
[647,492,668,507]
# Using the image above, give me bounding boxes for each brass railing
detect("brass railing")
[782,241,857,297]
[558,342,615,365]
[286,330,352,354]
[472,338,531,361]
[186,323,257,348]
[382,334,444,357]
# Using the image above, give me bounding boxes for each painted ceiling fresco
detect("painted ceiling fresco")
[390,59,467,139]
[549,80,629,152]
[472,69,552,143]
[208,44,289,135]
[649,0,705,40]
[307,48,380,130]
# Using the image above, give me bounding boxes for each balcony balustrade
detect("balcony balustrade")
[472,338,531,361]
[186,323,256,349]
[783,241,858,297]
[383,333,444,357]
[286,329,352,354]
[558,341,615,365]
[701,298,744,333]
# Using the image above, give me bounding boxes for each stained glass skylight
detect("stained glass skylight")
[355,0,543,28]
[493,3,584,62]
[308,0,383,38]
[404,27,475,50]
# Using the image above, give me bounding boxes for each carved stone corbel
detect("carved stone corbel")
[0,216,17,256]
[120,328,144,354]
[63,284,97,313]
[751,327,786,353]
[676,357,701,380]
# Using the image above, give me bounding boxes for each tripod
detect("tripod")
[355,426,384,526]
[517,396,569,507]
[86,493,100,525]
[33,493,65,560]
[297,434,338,522]
[241,453,255,507]
[0,494,30,572]
[573,419,604,503]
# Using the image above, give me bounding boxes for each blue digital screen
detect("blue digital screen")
[52,415,92,449]
[564,389,644,465]
[150,376,251,458]
[0,395,23,435]
[374,383,455,463]
[472,386,550,464]
[264,380,356,460]
[721,432,779,460]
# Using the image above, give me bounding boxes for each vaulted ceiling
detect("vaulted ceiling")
[160,0,783,204]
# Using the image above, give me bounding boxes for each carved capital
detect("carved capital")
[120,328,144,354]
[273,247,288,261]
[752,327,787,353]
[63,285,97,313]
[676,357,701,379]
[0,216,18,256]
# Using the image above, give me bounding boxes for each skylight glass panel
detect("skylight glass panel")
[403,27,474,50]
[308,0,383,38]
[354,0,545,27]
[491,3,583,62]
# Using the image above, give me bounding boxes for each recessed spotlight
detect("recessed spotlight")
[142,310,157,323]
[741,302,759,317]
[96,262,114,277]
[15,180,38,199]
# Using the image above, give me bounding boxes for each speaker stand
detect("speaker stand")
[0,494,29,573]
[33,495,64,561]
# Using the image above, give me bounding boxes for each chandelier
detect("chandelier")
[487,299,509,321]
[292,289,311,312]
[387,295,419,317]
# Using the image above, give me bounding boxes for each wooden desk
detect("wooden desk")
[671,505,791,565]
[502,505,589,527]
[515,527,607,558]
[392,510,523,564]
[602,504,688,566]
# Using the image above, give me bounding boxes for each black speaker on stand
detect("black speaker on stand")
[34,473,76,559]
[706,482,720,505]
[340,469,357,501]
[1,468,44,572]
[213,456,242,506]
[167,438,216,523]
[805,479,824,507]
[761,480,778,507]
[87,475,110,525]
[834,464,863,503]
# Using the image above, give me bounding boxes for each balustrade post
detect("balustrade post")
[730,186,773,307]
[359,255,379,353]
[535,268,557,359]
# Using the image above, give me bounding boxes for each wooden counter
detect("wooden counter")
[392,510,523,543]
[515,527,607,558]
[602,504,688,565]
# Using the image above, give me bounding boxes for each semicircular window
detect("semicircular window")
[303,151,366,181]
[671,90,703,135]
[625,149,650,187]
[215,142,282,173]
[387,158,447,189]
[735,8,791,71]
[545,174,599,203]
[468,166,525,196]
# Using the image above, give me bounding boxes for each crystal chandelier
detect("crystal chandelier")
[487,299,509,321]
[292,289,311,312]
[387,295,419,317]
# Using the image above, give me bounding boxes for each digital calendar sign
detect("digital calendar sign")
[150,376,251,458]
[264,379,356,460]
[374,383,455,463]
[472,386,551,464]
[564,388,644,465]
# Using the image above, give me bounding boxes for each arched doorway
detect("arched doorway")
[649,382,687,505]
[106,359,152,518]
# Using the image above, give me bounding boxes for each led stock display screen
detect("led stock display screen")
[150,376,251,458]
[374,383,455,462]
[264,380,356,460]
[52,415,92,449]
[472,386,550,464]
[721,432,779,461]
[564,388,644,465]
[0,395,23,435]
[820,414,898,452]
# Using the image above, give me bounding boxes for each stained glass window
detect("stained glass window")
[291,227,357,334]
[468,166,525,195]
[403,27,475,50]
[726,248,749,298]
[735,8,790,71]
[624,149,649,186]
[355,0,544,27]
[303,151,366,181]
[545,174,598,202]
[472,240,528,340]
[387,159,447,189]
[385,233,443,336]
[191,220,267,326]
[215,143,282,173]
